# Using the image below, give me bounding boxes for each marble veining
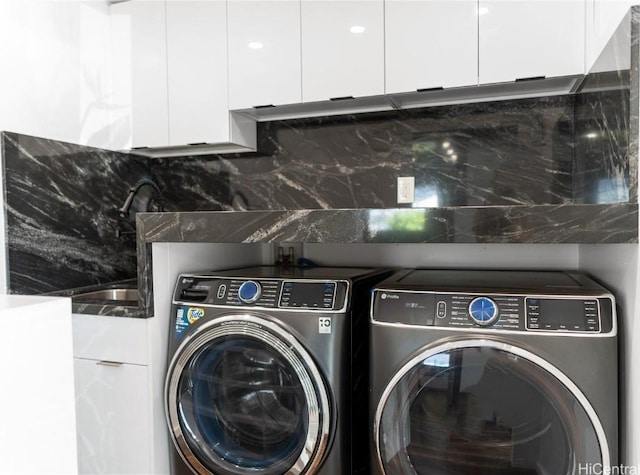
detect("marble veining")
[138,206,638,246]
[152,93,632,213]
[2,132,150,294]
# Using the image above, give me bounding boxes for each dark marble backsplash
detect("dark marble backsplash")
[1,78,634,294]
[2,132,150,294]
[152,91,632,212]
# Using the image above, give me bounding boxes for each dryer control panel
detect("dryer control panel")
[372,290,615,334]
[174,275,349,312]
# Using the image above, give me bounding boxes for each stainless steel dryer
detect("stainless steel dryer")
[165,265,391,475]
[370,269,618,475]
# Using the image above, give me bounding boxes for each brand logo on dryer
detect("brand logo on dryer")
[380,292,400,300]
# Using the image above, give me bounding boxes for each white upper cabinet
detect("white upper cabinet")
[587,0,636,71]
[166,1,229,146]
[301,0,384,102]
[111,0,255,155]
[228,0,302,110]
[110,0,169,149]
[385,0,478,93]
[0,1,113,149]
[479,1,586,84]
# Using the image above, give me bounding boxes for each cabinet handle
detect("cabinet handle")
[416,86,444,93]
[329,96,355,101]
[97,360,123,367]
[253,104,275,109]
[515,76,545,82]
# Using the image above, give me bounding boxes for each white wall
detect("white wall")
[304,243,581,270]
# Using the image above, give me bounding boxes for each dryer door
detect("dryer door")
[374,339,610,475]
[165,315,331,475]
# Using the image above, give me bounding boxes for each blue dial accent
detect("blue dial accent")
[238,281,261,304]
[469,297,498,325]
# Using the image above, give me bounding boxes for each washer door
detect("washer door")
[375,339,610,475]
[165,315,331,475]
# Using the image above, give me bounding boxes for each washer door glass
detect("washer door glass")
[167,319,330,475]
[376,343,605,475]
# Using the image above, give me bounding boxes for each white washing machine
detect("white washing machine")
[370,269,618,475]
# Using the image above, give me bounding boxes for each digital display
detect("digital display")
[527,298,599,332]
[279,282,336,309]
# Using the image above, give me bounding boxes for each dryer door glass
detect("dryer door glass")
[376,344,605,475]
[166,324,330,475]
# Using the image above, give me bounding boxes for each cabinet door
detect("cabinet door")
[166,0,229,146]
[110,0,169,149]
[0,2,83,145]
[72,314,148,365]
[587,0,635,70]
[301,0,384,102]
[74,358,151,475]
[479,0,586,84]
[385,0,478,93]
[228,0,302,109]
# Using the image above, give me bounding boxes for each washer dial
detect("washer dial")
[238,280,261,304]
[468,297,499,326]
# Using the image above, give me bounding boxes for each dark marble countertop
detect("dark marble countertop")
[52,279,145,318]
[115,204,639,319]
[136,205,639,245]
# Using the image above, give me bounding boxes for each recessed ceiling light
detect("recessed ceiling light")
[446,149,454,155]
[442,141,451,148]
[350,25,365,34]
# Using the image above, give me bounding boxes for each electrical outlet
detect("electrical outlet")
[397,176,415,204]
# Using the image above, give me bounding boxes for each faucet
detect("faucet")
[118,178,163,219]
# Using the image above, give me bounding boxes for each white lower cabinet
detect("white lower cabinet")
[72,314,153,475]
[74,359,151,475]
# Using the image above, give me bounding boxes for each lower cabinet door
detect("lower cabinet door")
[74,358,151,475]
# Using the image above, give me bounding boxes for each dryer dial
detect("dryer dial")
[238,280,261,304]
[468,297,499,326]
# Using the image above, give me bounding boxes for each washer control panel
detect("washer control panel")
[372,290,614,334]
[175,276,346,311]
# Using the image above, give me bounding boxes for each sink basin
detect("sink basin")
[73,288,139,304]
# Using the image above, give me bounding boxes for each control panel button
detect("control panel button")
[216,284,227,300]
[436,301,447,318]
[469,297,499,326]
[238,280,261,304]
